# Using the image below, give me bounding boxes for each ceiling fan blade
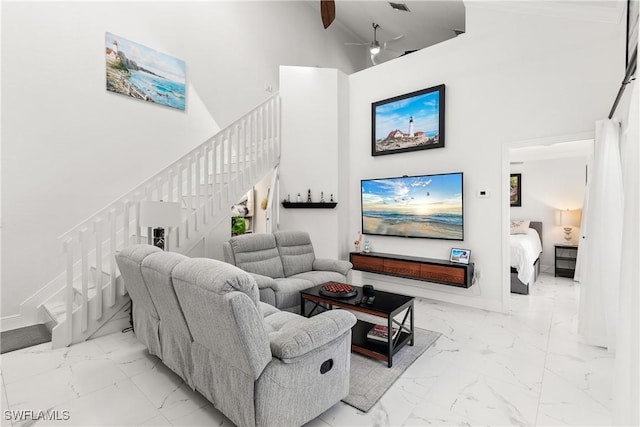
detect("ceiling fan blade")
[320,0,335,29]
[370,53,379,66]
[385,34,404,43]
[344,42,369,46]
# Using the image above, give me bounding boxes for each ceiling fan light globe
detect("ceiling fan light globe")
[369,41,381,55]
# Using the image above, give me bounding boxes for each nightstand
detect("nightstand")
[554,243,578,278]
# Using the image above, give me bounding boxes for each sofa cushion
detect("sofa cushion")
[230,233,285,279]
[274,277,315,310]
[262,310,301,334]
[274,231,316,277]
[289,270,347,286]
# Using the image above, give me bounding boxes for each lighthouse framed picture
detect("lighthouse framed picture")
[371,84,445,156]
[105,32,186,111]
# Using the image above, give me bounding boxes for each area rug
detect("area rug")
[342,327,440,413]
[1,324,51,354]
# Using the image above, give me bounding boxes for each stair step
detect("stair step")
[42,299,76,324]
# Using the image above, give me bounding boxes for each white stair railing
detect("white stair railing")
[53,94,280,347]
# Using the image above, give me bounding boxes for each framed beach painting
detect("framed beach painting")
[105,32,186,111]
[371,84,445,156]
[510,173,522,207]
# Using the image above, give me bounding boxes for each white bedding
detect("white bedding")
[510,228,543,284]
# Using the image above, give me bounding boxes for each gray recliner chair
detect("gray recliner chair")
[140,250,195,389]
[172,257,356,427]
[223,230,352,311]
[114,245,163,358]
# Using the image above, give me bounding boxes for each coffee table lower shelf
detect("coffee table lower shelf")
[351,320,413,366]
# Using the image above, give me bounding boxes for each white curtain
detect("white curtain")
[577,119,623,350]
[613,81,639,426]
[574,145,593,283]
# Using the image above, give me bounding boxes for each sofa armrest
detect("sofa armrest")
[313,258,353,277]
[269,310,356,361]
[250,273,278,290]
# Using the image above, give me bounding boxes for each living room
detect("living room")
[2,1,638,426]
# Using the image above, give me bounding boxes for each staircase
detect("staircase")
[25,95,280,348]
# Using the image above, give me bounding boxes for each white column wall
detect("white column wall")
[278,66,349,259]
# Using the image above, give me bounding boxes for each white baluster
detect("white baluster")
[156,177,163,201]
[194,151,201,232]
[122,200,130,247]
[133,193,141,244]
[63,237,74,347]
[266,101,272,165]
[212,139,219,214]
[276,96,281,159]
[94,218,103,320]
[245,118,252,187]
[225,130,231,203]
[202,146,210,223]
[186,157,193,239]
[108,208,117,306]
[176,163,183,248]
[234,123,240,195]
[253,111,259,180]
[79,227,89,333]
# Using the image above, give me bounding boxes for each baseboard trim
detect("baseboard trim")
[1,314,38,332]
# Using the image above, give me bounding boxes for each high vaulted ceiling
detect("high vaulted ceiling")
[309,0,466,65]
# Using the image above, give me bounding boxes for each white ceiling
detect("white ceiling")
[308,0,466,65]
[307,0,626,67]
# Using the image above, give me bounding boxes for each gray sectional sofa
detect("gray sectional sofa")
[223,231,353,311]
[115,244,356,427]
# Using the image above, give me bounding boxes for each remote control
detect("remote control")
[366,296,375,305]
[360,296,369,305]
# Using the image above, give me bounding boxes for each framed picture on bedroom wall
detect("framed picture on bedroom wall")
[371,84,445,156]
[510,173,522,207]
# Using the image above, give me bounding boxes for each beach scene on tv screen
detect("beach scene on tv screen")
[362,174,463,240]
[374,89,440,152]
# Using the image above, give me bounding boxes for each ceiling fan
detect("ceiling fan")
[345,23,404,65]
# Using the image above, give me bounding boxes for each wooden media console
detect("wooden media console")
[350,251,474,288]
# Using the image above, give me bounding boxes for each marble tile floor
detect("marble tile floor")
[0,273,614,426]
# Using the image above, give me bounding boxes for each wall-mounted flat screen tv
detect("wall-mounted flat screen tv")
[361,172,463,240]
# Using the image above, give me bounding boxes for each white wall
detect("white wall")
[0,2,363,318]
[278,66,349,259]
[510,156,587,271]
[345,4,623,311]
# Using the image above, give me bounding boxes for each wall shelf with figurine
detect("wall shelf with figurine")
[281,202,337,209]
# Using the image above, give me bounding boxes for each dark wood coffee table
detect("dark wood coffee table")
[300,283,414,367]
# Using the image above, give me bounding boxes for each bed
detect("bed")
[510,221,543,295]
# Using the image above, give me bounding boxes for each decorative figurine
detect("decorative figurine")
[330,194,335,203]
[297,193,302,202]
[320,192,325,203]
[354,231,362,252]
[307,189,312,203]
[287,194,291,202]
[363,239,371,253]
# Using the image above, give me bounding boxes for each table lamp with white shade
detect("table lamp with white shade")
[558,208,582,243]
[139,200,181,250]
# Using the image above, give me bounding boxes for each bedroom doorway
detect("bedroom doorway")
[501,134,593,309]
